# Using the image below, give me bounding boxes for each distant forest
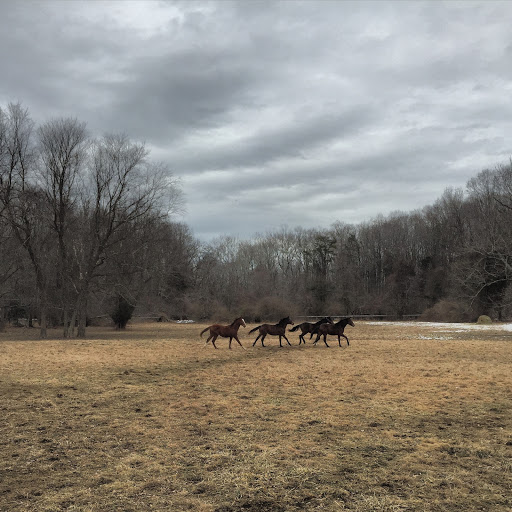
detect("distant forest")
[1,102,512,337]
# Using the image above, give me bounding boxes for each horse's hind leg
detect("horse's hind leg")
[299,333,305,344]
[211,335,219,349]
[228,337,233,349]
[205,334,213,344]
[252,334,261,347]
[261,334,267,347]
[323,335,330,348]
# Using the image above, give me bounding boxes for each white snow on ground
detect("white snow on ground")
[365,321,512,339]
[366,321,512,332]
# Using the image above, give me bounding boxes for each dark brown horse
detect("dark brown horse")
[200,317,246,349]
[249,316,294,347]
[313,317,355,347]
[289,317,333,344]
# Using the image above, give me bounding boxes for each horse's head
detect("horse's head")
[346,317,355,327]
[234,317,246,328]
[281,316,293,326]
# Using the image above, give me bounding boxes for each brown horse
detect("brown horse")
[289,317,333,345]
[313,317,355,347]
[249,316,294,347]
[200,317,246,349]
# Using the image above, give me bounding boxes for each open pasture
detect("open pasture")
[1,321,511,511]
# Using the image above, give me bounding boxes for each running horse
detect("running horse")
[289,317,333,344]
[249,316,294,347]
[200,316,246,349]
[313,317,355,347]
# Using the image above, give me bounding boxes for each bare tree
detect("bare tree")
[0,102,55,338]
[37,117,89,335]
[458,166,512,319]
[69,134,181,336]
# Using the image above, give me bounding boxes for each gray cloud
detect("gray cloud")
[2,0,512,240]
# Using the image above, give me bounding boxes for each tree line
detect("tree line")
[1,102,512,337]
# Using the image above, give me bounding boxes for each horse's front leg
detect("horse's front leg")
[283,334,291,346]
[323,334,330,348]
[228,337,233,349]
[234,335,246,350]
[343,334,349,346]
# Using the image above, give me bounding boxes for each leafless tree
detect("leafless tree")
[66,134,182,336]
[0,103,55,337]
[37,117,89,335]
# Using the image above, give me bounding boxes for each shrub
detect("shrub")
[110,295,135,329]
[476,315,492,324]
[420,300,471,323]
[209,304,232,322]
[254,296,298,323]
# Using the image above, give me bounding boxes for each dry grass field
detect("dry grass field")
[1,321,511,512]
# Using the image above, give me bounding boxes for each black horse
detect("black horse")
[313,317,355,347]
[249,316,294,347]
[289,317,333,344]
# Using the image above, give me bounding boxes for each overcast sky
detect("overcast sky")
[1,1,512,240]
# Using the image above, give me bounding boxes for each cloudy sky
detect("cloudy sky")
[1,1,512,240]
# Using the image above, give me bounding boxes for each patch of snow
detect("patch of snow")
[366,321,512,332]
[417,335,453,340]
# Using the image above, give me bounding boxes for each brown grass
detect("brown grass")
[1,322,511,511]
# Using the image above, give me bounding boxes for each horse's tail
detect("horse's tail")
[289,324,301,332]
[249,325,261,334]
[200,326,210,338]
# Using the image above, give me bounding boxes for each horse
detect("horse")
[313,317,355,347]
[249,316,294,347]
[289,317,333,345]
[200,317,246,349]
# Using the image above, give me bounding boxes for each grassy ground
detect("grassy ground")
[1,321,511,511]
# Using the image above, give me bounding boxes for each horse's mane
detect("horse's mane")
[230,317,241,326]
[314,316,332,325]
[277,316,290,325]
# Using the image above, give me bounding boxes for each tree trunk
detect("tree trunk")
[39,306,47,339]
[76,292,88,338]
[68,309,77,338]
[63,309,69,337]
